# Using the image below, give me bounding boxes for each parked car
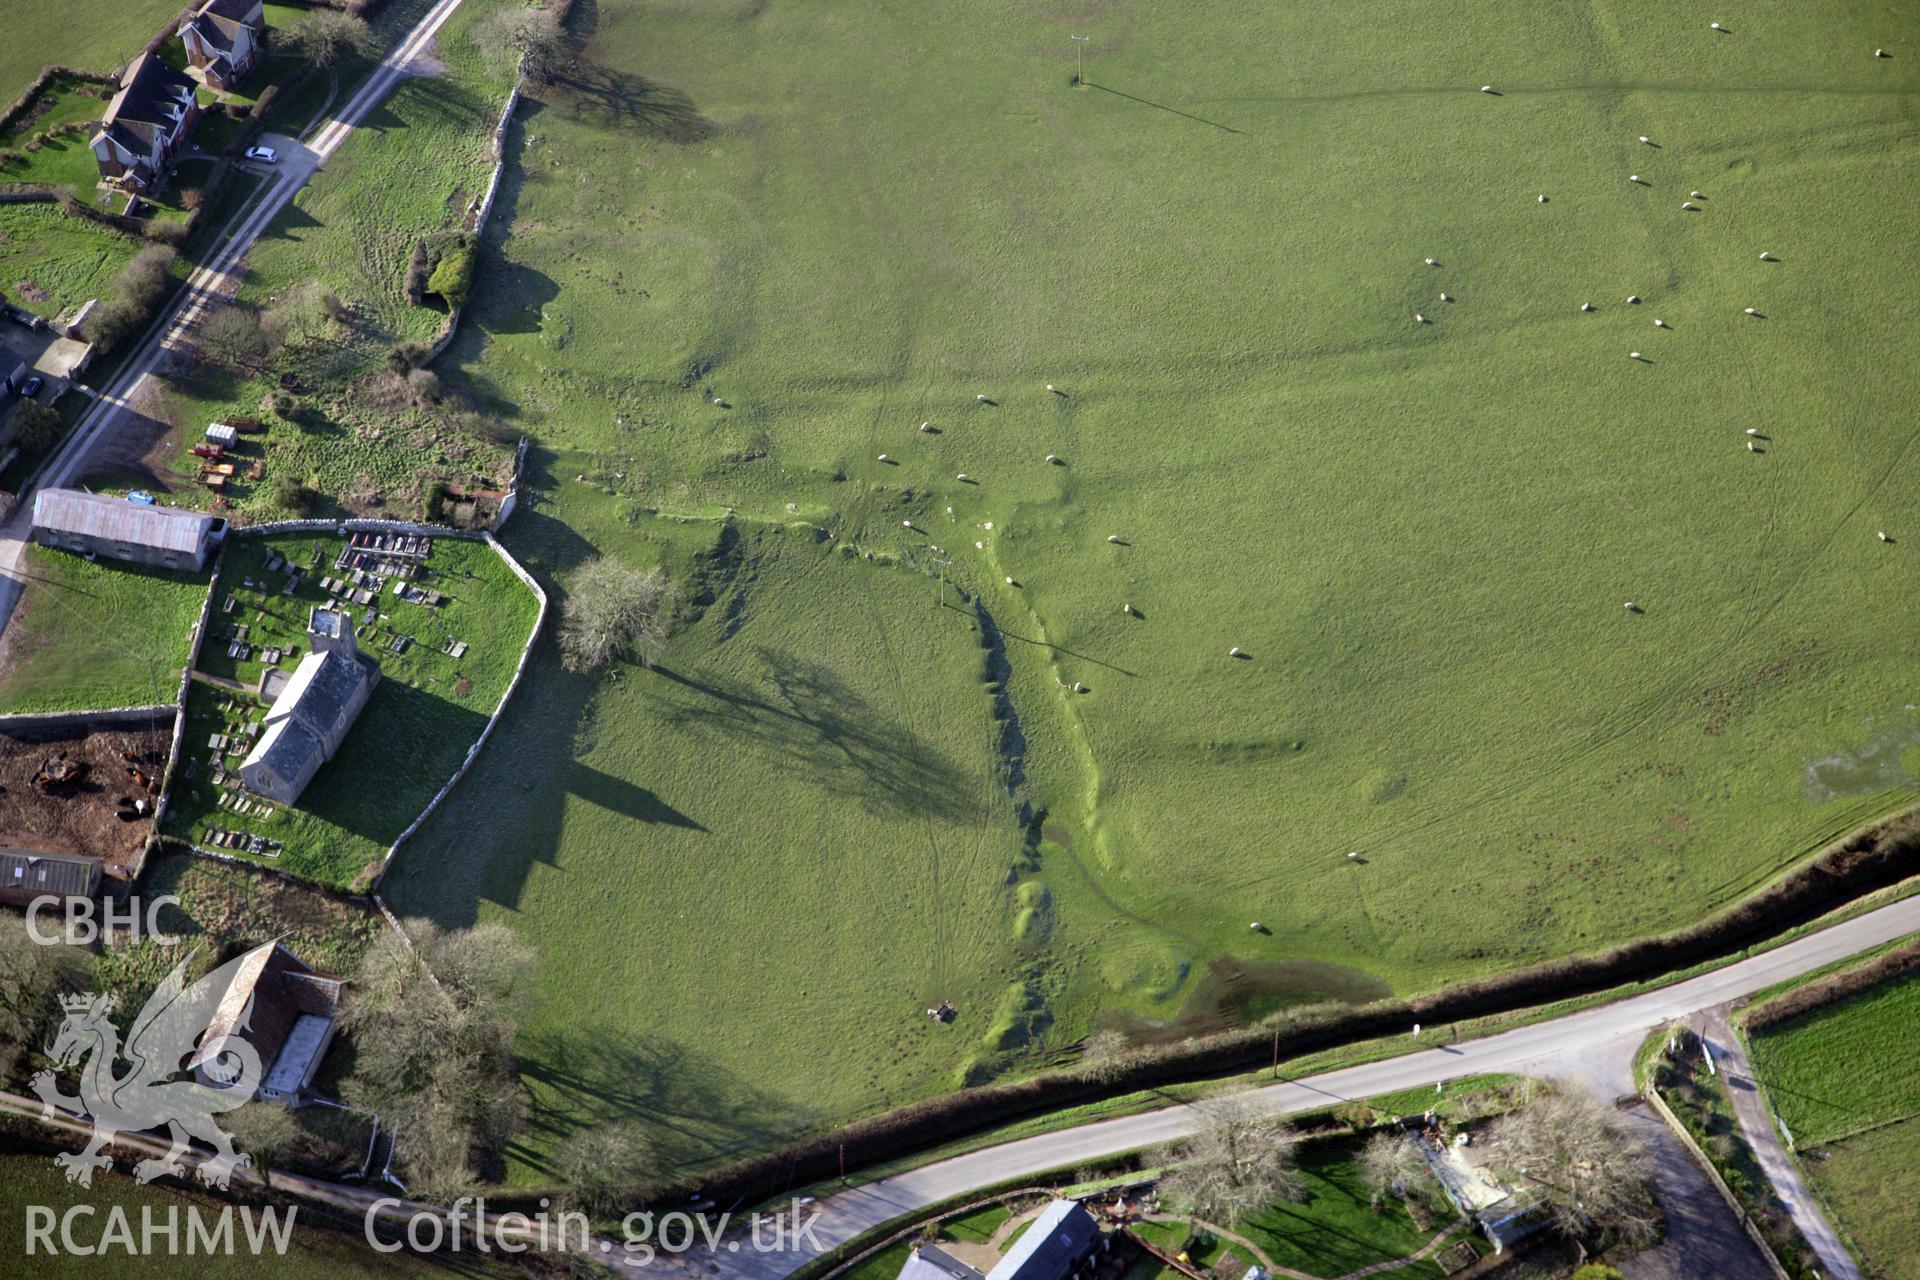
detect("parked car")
[126,490,156,505]
[244,146,278,164]
[21,375,44,399]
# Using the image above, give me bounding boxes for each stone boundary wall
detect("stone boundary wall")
[141,549,226,873]
[0,704,174,734]
[419,83,521,365]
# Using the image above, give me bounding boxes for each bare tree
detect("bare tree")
[1157,1091,1302,1227]
[472,6,567,83]
[341,920,536,1199]
[557,1122,653,1216]
[197,303,274,371]
[282,10,375,67]
[1358,1130,1426,1211]
[224,1102,301,1188]
[1077,1029,1135,1084]
[0,918,84,1080]
[557,558,676,673]
[1488,1086,1658,1251]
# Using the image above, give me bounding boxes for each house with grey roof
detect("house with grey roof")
[180,0,267,91]
[188,941,346,1105]
[238,608,379,806]
[32,488,226,572]
[897,1202,1107,1280]
[89,55,200,192]
[0,848,102,910]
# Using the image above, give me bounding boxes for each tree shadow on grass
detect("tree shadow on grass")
[548,61,716,144]
[650,648,976,824]
[513,1025,822,1178]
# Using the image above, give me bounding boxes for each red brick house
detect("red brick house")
[180,0,268,91]
[89,56,200,193]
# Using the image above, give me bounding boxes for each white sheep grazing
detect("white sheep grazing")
[956,472,973,482]
[1072,681,1087,693]
[1122,603,1135,615]
[1682,201,1697,210]
[1744,307,1758,315]
[1629,174,1642,183]
[1440,292,1452,302]
[1879,531,1891,541]
[1654,319,1667,328]
[1630,350,1643,359]
[1710,21,1723,30]
[1691,190,1704,199]
[1347,851,1360,860]
[1627,295,1641,304]
[1624,601,1638,611]
[1045,453,1061,464]
[920,421,933,432]
[1745,428,1760,436]
[975,394,990,402]
[1107,535,1121,544]
[712,397,725,406]
[1045,383,1057,392]
[1229,646,1245,657]
[1414,313,1426,324]
[1581,302,1594,312]
[1480,85,1495,93]
[1876,49,1889,58]
[1747,440,1758,452]
[1758,250,1774,260]
[1538,194,1548,203]
[877,453,891,462]
[1005,576,1015,585]
[1425,257,1438,266]
[1639,135,1652,144]
[902,520,913,529]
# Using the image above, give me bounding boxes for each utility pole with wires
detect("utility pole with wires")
[1071,35,1090,86]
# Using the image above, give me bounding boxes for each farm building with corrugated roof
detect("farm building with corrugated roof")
[31,489,225,572]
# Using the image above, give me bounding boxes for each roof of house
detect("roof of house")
[270,648,377,733]
[900,1246,986,1280]
[200,0,263,23]
[32,488,220,555]
[984,1202,1100,1280]
[96,55,196,157]
[0,848,102,899]
[188,942,345,1083]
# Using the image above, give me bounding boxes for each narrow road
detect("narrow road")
[644,894,1920,1280]
[0,0,473,639]
[1702,1009,1863,1280]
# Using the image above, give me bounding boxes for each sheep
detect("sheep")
[902,520,914,529]
[1681,201,1697,210]
[1414,312,1426,324]
[1249,921,1263,931]
[1691,190,1705,199]
[1229,646,1245,657]
[975,394,990,402]
[1627,294,1641,304]
[1624,601,1639,611]
[1744,307,1757,315]
[1629,174,1643,183]
[877,453,891,462]
[1072,682,1087,693]
[1876,49,1889,58]
[1709,21,1723,30]
[712,397,726,406]
[920,421,934,432]
[1654,318,1667,328]
[1107,535,1122,544]
[1046,383,1058,392]
[1879,531,1891,541]
[956,472,973,482]
[1745,427,1760,436]
[1440,292,1452,302]
[1045,453,1061,464]
[1747,440,1758,452]
[1580,302,1594,313]
[1005,576,1015,585]
[1425,257,1438,266]
[1758,250,1774,261]
[1122,603,1135,615]
[1537,194,1548,203]
[1638,135,1652,144]
[1629,350,1643,359]
[1480,85,1495,93]
[1347,851,1361,860]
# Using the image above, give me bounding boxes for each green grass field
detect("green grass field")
[0,1,185,97]
[158,532,541,887]
[0,543,208,713]
[370,0,1920,1169]
[1748,970,1920,1147]
[1747,970,1920,1277]
[0,202,142,321]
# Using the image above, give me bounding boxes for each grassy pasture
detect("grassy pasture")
[0,203,142,321]
[393,0,1920,1159]
[1799,1117,1920,1280]
[1748,970,1920,1148]
[0,543,208,714]
[0,1,184,98]
[159,532,541,887]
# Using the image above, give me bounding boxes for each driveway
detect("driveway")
[1616,1102,1776,1280]
[233,131,321,184]
[1702,1010,1863,1280]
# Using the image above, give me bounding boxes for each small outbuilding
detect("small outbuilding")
[0,847,103,909]
[188,941,347,1105]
